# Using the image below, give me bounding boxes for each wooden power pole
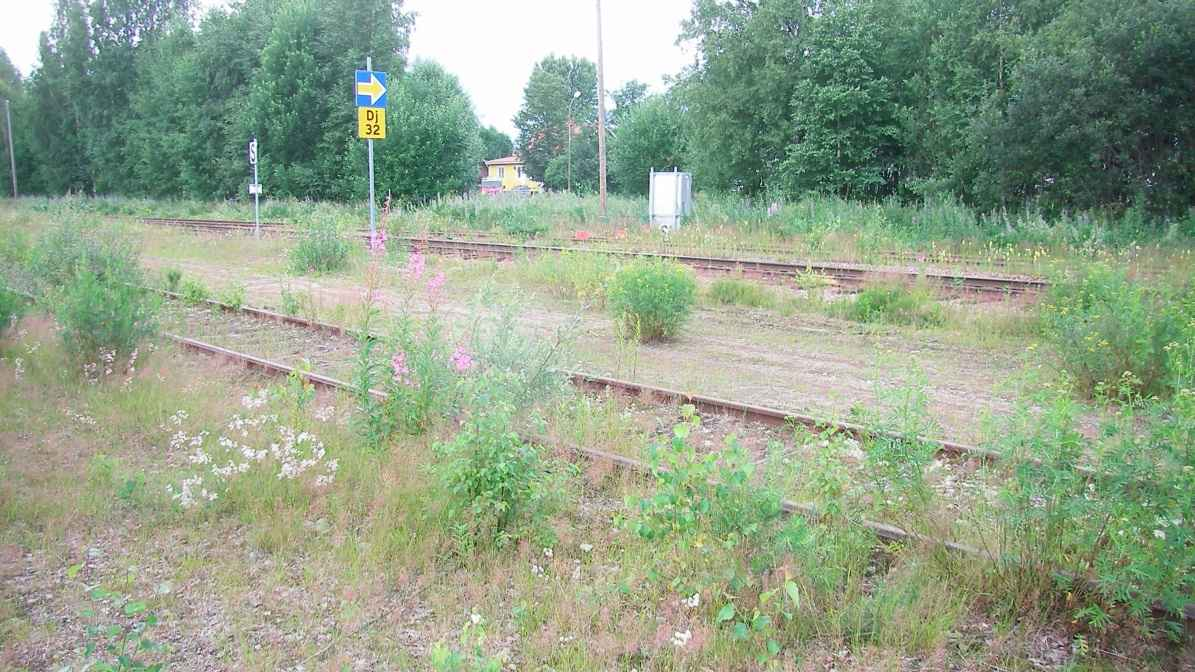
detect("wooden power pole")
[595,0,608,222]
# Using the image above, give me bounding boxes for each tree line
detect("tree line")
[1,0,1193,218]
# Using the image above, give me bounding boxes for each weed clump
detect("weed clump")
[607,260,697,341]
[433,406,560,553]
[837,283,943,327]
[707,277,775,309]
[1041,265,1194,398]
[519,251,615,306]
[0,282,25,335]
[290,216,352,274]
[52,269,159,365]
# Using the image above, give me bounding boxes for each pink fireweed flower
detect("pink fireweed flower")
[391,351,413,385]
[426,270,446,297]
[368,229,387,254]
[450,346,474,373]
[404,251,426,280]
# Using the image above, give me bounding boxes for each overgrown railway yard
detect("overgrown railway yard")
[2,198,1195,671]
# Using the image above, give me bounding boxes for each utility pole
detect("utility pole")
[595,0,608,221]
[4,99,16,198]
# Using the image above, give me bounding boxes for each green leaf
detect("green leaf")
[715,603,736,623]
[732,622,750,640]
[66,563,84,580]
[785,580,800,609]
[123,601,148,616]
[767,639,781,656]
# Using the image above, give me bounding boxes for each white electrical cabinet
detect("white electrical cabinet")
[649,169,693,232]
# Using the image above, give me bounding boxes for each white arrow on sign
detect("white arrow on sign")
[358,72,386,106]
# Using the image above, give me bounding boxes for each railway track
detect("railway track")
[161,331,1193,622]
[139,217,1048,297]
[156,286,1002,465]
[9,283,1189,621]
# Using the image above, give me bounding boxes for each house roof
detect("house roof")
[485,155,523,166]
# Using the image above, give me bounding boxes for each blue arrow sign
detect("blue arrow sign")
[355,70,388,108]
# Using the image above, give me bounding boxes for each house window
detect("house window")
[498,166,505,177]
[516,165,524,178]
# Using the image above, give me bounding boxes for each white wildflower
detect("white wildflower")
[671,630,692,648]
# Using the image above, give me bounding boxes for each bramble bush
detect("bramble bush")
[290,216,352,274]
[1041,265,1195,398]
[607,260,696,341]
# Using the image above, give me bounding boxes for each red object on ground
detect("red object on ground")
[574,230,592,241]
[613,228,628,240]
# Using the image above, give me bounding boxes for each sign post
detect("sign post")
[355,58,387,237]
[248,137,261,238]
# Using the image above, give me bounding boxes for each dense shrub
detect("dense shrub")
[837,283,943,327]
[290,217,352,274]
[53,270,159,364]
[707,277,775,309]
[607,260,697,341]
[1041,266,1194,398]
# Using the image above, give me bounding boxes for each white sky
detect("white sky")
[1,0,695,137]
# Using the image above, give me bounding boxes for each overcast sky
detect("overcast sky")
[1,0,695,137]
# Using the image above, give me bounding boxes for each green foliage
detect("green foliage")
[178,278,210,305]
[514,55,598,183]
[706,277,775,309]
[632,408,784,551]
[608,95,686,195]
[478,126,513,161]
[1041,266,1195,398]
[0,281,24,336]
[382,60,483,204]
[432,406,559,553]
[24,0,411,200]
[217,283,246,311]
[279,285,302,316]
[74,579,167,671]
[607,260,697,341]
[836,283,943,327]
[630,407,801,663]
[290,216,351,275]
[518,251,615,306]
[28,216,141,294]
[52,269,159,365]
[429,617,503,672]
[161,268,182,293]
[782,0,901,198]
[981,379,1195,628]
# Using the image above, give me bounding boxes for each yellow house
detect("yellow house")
[481,155,542,194]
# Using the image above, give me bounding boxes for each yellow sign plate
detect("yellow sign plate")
[357,107,386,140]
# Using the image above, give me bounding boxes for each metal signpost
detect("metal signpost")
[355,58,387,237]
[248,137,261,237]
